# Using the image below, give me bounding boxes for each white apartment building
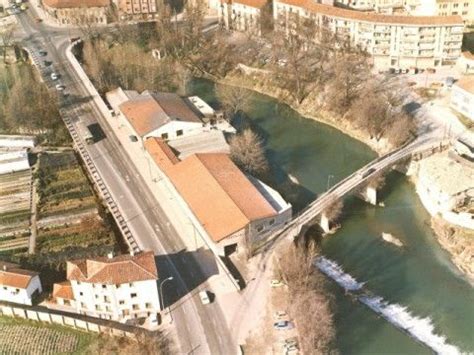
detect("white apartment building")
[0,262,42,306]
[219,0,267,35]
[54,251,160,321]
[451,76,474,121]
[273,0,464,70]
[408,0,474,25]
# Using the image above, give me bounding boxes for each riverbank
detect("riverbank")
[431,217,474,284]
[213,70,391,156]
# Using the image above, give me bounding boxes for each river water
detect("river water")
[188,79,474,354]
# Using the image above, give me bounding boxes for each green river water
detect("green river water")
[188,79,474,354]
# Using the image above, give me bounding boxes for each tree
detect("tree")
[215,84,251,118]
[0,24,16,63]
[324,199,343,223]
[229,129,268,177]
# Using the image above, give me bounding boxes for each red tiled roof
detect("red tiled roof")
[276,0,463,26]
[43,0,110,9]
[0,262,39,289]
[145,140,277,242]
[455,76,474,94]
[67,251,158,284]
[144,137,179,172]
[53,281,74,300]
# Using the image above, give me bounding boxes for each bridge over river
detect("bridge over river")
[271,137,450,241]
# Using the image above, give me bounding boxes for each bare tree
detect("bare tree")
[215,84,251,117]
[0,24,16,63]
[229,129,269,177]
[324,199,343,223]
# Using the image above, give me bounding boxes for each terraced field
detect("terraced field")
[0,317,96,354]
[38,151,96,219]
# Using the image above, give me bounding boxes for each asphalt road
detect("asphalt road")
[14,8,236,355]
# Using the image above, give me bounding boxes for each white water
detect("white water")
[315,257,364,291]
[316,257,461,355]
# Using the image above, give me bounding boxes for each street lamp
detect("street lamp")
[159,276,174,322]
[327,174,334,191]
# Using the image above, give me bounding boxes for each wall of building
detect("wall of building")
[220,2,262,35]
[70,279,160,321]
[451,86,474,121]
[0,276,42,306]
[116,0,158,20]
[144,121,206,141]
[44,5,108,25]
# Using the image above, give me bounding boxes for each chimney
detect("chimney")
[2,265,6,271]
[130,250,135,257]
[107,252,114,259]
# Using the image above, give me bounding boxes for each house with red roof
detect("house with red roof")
[52,251,160,321]
[0,262,42,306]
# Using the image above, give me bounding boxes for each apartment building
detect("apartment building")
[114,0,158,20]
[408,0,474,25]
[451,77,474,122]
[53,251,160,321]
[43,0,110,25]
[145,138,292,256]
[0,262,42,306]
[273,0,464,70]
[219,0,268,35]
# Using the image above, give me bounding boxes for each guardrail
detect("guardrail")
[26,43,140,254]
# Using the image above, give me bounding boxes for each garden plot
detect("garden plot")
[37,151,97,219]
[0,170,32,243]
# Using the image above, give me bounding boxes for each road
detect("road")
[14,7,236,355]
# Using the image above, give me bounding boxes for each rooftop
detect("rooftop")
[118,91,202,137]
[43,0,110,9]
[277,0,463,26]
[53,281,74,300]
[67,251,158,285]
[455,76,474,94]
[0,262,39,289]
[145,138,277,242]
[168,130,230,159]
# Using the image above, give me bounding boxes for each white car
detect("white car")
[199,291,210,305]
[55,84,65,91]
[51,72,59,80]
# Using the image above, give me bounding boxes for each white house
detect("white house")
[0,262,42,306]
[106,88,230,145]
[451,77,474,122]
[53,251,160,321]
[144,138,292,256]
[219,0,267,35]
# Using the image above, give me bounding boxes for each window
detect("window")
[132,304,139,310]
[3,287,6,290]
[269,219,275,226]
[79,292,83,296]
[129,283,133,287]
[95,294,99,299]
[81,302,85,308]
[256,225,264,232]
[102,284,107,289]
[105,305,111,312]
[146,302,152,309]
[95,305,102,311]
[123,309,130,316]
[119,300,125,305]
[104,296,110,303]
[131,293,137,298]
[176,129,183,136]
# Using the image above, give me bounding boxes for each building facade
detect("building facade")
[53,251,160,321]
[219,0,267,35]
[273,0,464,70]
[43,0,110,25]
[0,262,42,306]
[114,0,158,20]
[408,0,474,25]
[451,77,474,122]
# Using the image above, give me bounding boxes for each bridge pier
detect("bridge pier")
[358,186,377,205]
[320,213,331,234]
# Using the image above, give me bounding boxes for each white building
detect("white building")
[451,76,474,122]
[0,262,42,306]
[54,251,160,321]
[457,51,474,74]
[273,0,464,70]
[0,150,30,175]
[408,0,474,25]
[219,0,267,35]
[0,135,35,150]
[106,88,231,144]
[145,138,292,255]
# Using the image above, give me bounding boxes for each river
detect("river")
[188,79,474,354]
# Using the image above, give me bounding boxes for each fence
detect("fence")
[0,301,150,338]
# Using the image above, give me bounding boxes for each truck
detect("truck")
[76,121,94,145]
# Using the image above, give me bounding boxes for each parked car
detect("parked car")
[445,76,455,88]
[270,279,285,288]
[55,84,65,91]
[199,291,211,305]
[274,310,288,320]
[273,321,294,330]
[39,50,47,56]
[129,135,138,142]
[50,72,59,80]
